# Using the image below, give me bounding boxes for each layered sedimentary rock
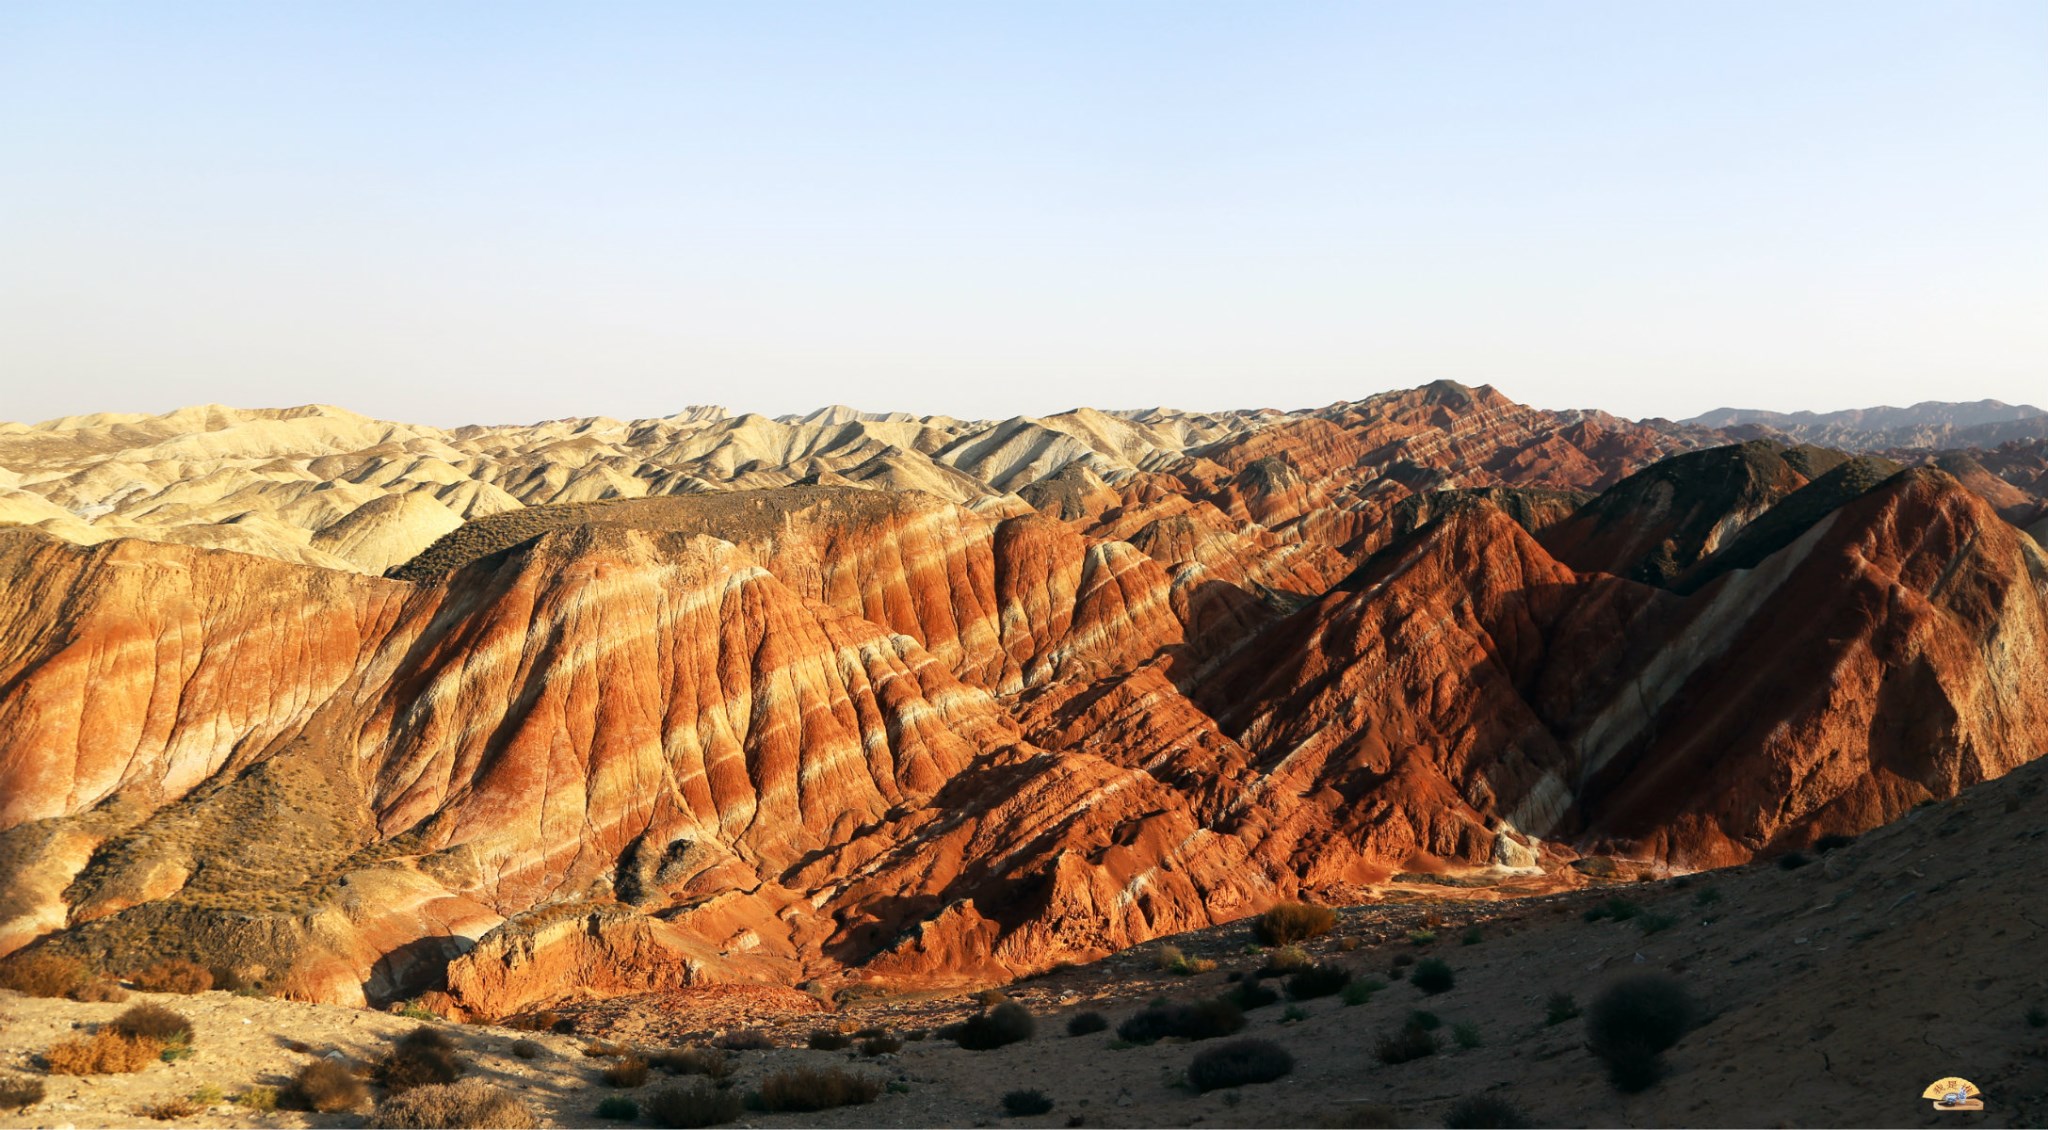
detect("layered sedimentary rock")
[4,387,2048,1020]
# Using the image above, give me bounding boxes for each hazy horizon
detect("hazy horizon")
[4,1,2043,427]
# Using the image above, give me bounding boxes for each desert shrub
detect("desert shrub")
[231,1086,278,1112]
[510,1039,544,1060]
[1286,964,1352,1000]
[1388,952,1415,974]
[712,1029,774,1051]
[1375,1021,1439,1065]
[1586,974,1697,1093]
[596,1095,640,1120]
[1453,1021,1482,1048]
[1777,852,1811,871]
[132,959,212,995]
[44,1029,161,1074]
[645,1081,743,1128]
[753,1066,882,1112]
[206,965,254,994]
[1340,978,1385,1007]
[1444,1094,1532,1128]
[0,1076,46,1109]
[0,951,88,999]
[506,1009,562,1032]
[1812,833,1856,853]
[1252,902,1337,946]
[377,1026,465,1093]
[583,1040,629,1057]
[283,1060,367,1113]
[851,1025,888,1038]
[649,1047,733,1079]
[1154,944,1187,971]
[1188,1037,1294,1091]
[1461,926,1484,946]
[807,1028,852,1051]
[1411,958,1454,995]
[1116,998,1244,1044]
[1315,1102,1403,1128]
[1172,954,1217,975]
[1258,945,1316,977]
[189,1084,223,1105]
[1282,1004,1309,1022]
[1637,912,1679,935]
[72,978,130,1003]
[904,1028,929,1041]
[373,1079,538,1129]
[142,1096,203,1120]
[1226,980,1281,1010]
[1583,897,1639,923]
[859,1035,901,1056]
[955,1002,1035,1050]
[1406,1010,1441,1031]
[602,1055,649,1087]
[1408,929,1437,946]
[1694,886,1722,906]
[1066,1011,1109,1036]
[111,1003,194,1045]
[1002,1089,1055,1116]
[1544,992,1580,1026]
[1336,935,1362,952]
[2028,1006,2048,1029]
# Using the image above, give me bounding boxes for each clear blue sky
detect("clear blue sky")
[2,1,2043,425]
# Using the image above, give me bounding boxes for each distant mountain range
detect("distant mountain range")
[1685,399,2048,451]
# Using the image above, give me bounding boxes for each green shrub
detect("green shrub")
[1453,1022,1482,1048]
[1340,979,1384,1007]
[1587,974,1697,1093]
[231,1086,278,1112]
[644,1082,742,1128]
[2028,1006,2048,1029]
[1187,1038,1294,1091]
[1411,958,1454,995]
[1252,902,1337,946]
[595,1095,640,1120]
[1637,912,1679,935]
[1694,887,1722,907]
[1543,992,1580,1026]
[1281,1004,1309,1022]
[955,1002,1035,1050]
[1066,1012,1108,1036]
[1226,980,1281,1010]
[1002,1089,1055,1116]
[1408,929,1437,946]
[1461,926,1483,946]
[1444,1094,1531,1128]
[1286,964,1352,1000]
[1583,897,1639,923]
[1258,945,1317,977]
[1406,1010,1441,1031]
[752,1067,882,1112]
[1116,998,1244,1044]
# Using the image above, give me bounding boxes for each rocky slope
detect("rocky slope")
[2,385,2046,1023]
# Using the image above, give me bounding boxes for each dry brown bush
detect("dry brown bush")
[376,1027,465,1093]
[0,1076,46,1109]
[602,1055,649,1087]
[132,959,212,995]
[647,1047,733,1079]
[1253,901,1338,946]
[373,1080,539,1129]
[70,979,130,1003]
[283,1060,367,1113]
[644,1081,743,1128]
[141,1096,202,1120]
[45,1030,162,1075]
[711,1029,774,1051]
[0,951,88,999]
[753,1067,882,1112]
[111,1004,194,1044]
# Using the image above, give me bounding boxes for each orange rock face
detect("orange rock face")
[3,387,2046,1020]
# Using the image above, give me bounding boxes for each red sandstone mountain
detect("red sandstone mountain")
[3,384,2046,1021]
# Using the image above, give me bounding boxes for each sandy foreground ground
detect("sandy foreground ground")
[3,767,2046,1129]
